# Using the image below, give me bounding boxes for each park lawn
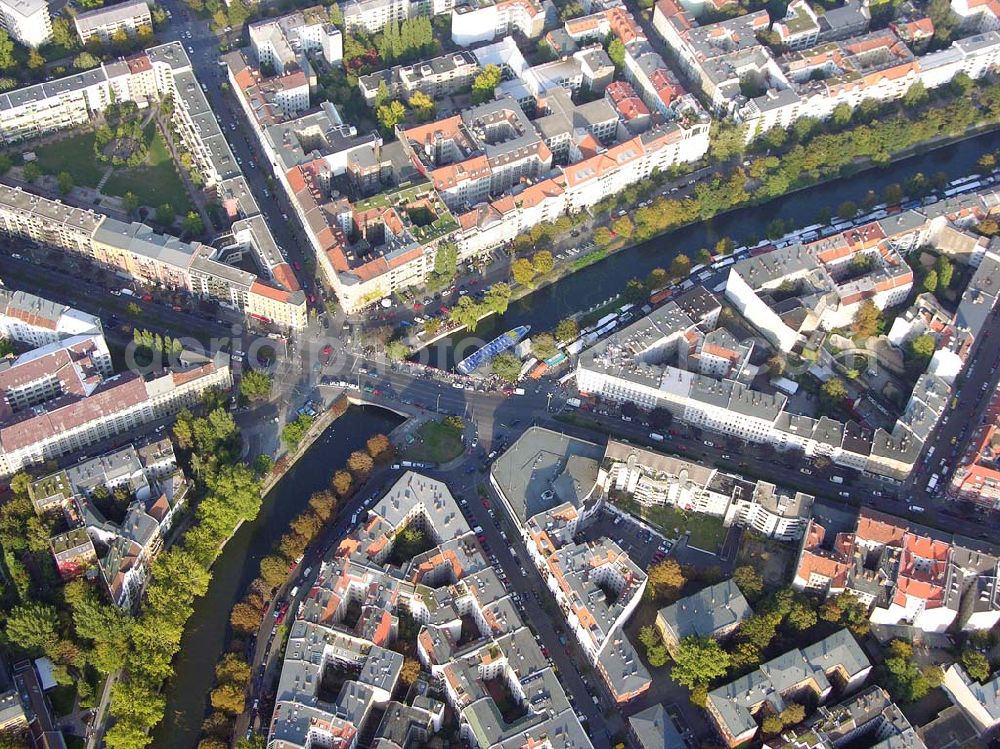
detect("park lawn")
[624,500,727,553]
[31,132,103,186]
[403,421,464,464]
[102,126,192,214]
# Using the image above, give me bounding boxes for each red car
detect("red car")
[293,261,302,271]
[319,344,333,363]
[413,301,423,310]
[142,293,153,302]
[275,602,290,624]
[481,499,490,509]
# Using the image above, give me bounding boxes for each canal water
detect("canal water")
[423,130,1000,369]
[152,405,404,749]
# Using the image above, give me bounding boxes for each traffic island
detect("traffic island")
[401,418,465,464]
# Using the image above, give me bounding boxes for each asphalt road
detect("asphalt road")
[909,304,1000,511]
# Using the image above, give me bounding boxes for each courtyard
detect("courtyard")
[23,119,193,220]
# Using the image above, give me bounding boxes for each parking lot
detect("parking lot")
[579,507,673,569]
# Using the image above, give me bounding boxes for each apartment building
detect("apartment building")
[50,527,98,580]
[359,50,479,105]
[74,0,152,45]
[0,332,228,476]
[0,185,305,329]
[942,663,1000,733]
[605,80,652,133]
[575,274,952,480]
[654,579,751,655]
[249,6,342,74]
[653,0,1000,142]
[652,0,774,113]
[490,428,652,704]
[951,0,1000,33]
[628,705,688,749]
[603,439,814,540]
[0,690,27,734]
[724,481,813,541]
[764,686,926,749]
[0,287,102,348]
[32,438,185,607]
[706,631,871,747]
[793,508,1000,633]
[343,0,412,33]
[0,0,50,48]
[450,0,545,45]
[268,470,592,749]
[725,223,914,353]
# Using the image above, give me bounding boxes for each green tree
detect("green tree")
[239,369,272,401]
[962,649,991,682]
[785,600,817,631]
[376,100,406,134]
[838,200,858,220]
[210,683,245,715]
[511,258,537,287]
[821,377,848,403]
[670,254,691,280]
[393,525,427,558]
[936,255,954,288]
[328,2,343,27]
[484,283,511,315]
[732,565,764,601]
[709,120,746,161]
[123,191,140,214]
[182,212,204,236]
[555,318,578,343]
[386,340,410,361]
[647,559,685,601]
[471,64,501,104]
[22,162,41,182]
[533,250,554,276]
[408,90,435,120]
[761,714,784,735]
[155,203,175,226]
[226,0,250,27]
[490,351,521,383]
[647,645,669,667]
[593,226,615,247]
[281,414,314,451]
[74,51,101,70]
[737,614,779,649]
[607,38,625,70]
[612,215,634,239]
[57,171,73,195]
[27,49,43,72]
[670,636,730,689]
[907,333,936,362]
[923,269,939,293]
[532,333,558,361]
[831,103,852,128]
[0,31,15,71]
[852,300,881,338]
[902,81,928,108]
[5,603,59,655]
